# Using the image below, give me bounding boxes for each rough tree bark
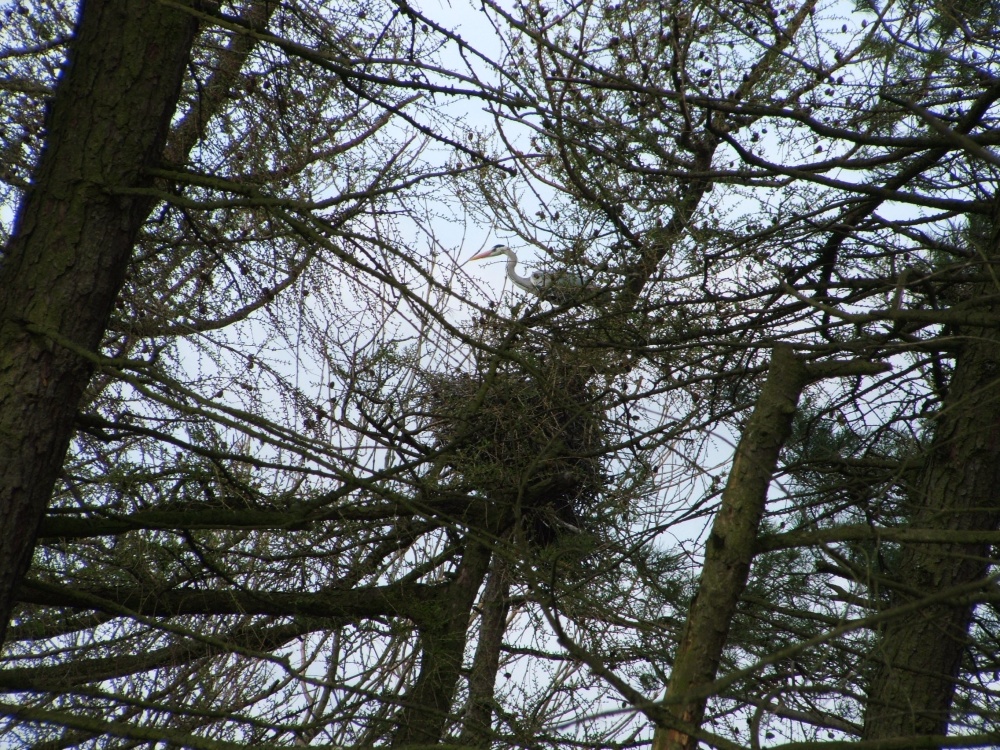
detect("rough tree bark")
[459,553,511,748]
[653,351,887,750]
[0,0,200,645]
[390,540,494,747]
[862,198,1000,741]
[652,346,808,750]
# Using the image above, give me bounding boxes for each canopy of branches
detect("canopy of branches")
[2,0,1000,748]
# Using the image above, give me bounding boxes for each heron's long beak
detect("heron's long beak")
[464,249,495,263]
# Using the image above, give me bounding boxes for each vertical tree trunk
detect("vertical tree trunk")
[862,201,1000,741]
[460,553,511,748]
[0,0,199,645]
[654,346,809,750]
[391,540,493,746]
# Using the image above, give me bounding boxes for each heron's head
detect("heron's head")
[466,244,510,263]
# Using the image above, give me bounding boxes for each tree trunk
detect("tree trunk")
[0,0,199,645]
[460,553,512,747]
[862,201,1000,741]
[391,540,493,746]
[654,346,809,750]
[651,353,885,749]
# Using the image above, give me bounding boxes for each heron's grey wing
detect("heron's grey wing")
[535,270,585,288]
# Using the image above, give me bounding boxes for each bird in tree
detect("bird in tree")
[466,244,590,303]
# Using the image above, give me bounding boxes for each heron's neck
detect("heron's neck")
[504,250,534,292]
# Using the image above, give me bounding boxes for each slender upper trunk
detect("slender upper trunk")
[862,200,1000,741]
[654,346,809,750]
[460,552,512,748]
[0,0,200,645]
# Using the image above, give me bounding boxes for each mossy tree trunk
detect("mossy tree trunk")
[652,350,887,750]
[862,199,1000,741]
[653,346,809,750]
[0,0,199,645]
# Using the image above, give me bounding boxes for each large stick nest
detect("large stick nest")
[420,330,608,541]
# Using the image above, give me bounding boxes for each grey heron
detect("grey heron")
[466,244,588,302]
